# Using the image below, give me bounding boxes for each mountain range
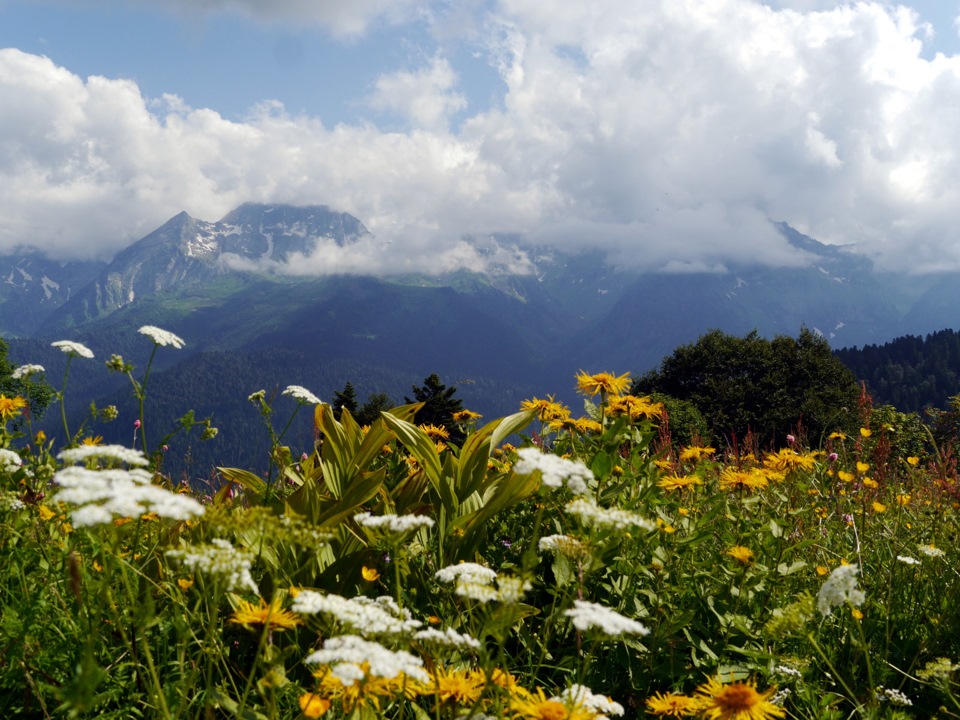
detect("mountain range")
[3,202,958,478]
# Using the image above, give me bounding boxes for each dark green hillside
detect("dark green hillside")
[835,329,960,413]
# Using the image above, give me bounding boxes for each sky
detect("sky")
[3,0,960,276]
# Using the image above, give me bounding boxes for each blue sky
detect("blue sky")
[2,0,960,275]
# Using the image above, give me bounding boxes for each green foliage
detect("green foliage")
[0,336,54,427]
[405,373,466,444]
[634,328,860,446]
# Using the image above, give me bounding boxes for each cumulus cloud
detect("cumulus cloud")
[4,0,960,274]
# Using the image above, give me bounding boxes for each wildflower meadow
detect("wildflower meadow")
[1,326,959,719]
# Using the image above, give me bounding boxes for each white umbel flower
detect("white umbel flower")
[167,539,258,593]
[282,385,322,405]
[11,364,44,380]
[59,445,150,466]
[354,512,435,535]
[51,340,94,359]
[566,498,655,532]
[514,447,593,495]
[919,543,946,558]
[817,564,865,616]
[413,627,482,650]
[0,449,23,473]
[291,593,422,636]
[554,684,625,719]
[304,634,430,684]
[138,325,185,348]
[564,600,650,636]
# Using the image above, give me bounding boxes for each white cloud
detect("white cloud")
[4,1,960,274]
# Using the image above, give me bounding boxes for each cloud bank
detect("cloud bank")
[3,0,960,274]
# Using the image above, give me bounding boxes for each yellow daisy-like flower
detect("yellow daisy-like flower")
[511,687,592,720]
[361,566,381,582]
[299,693,331,718]
[694,676,785,720]
[427,667,487,707]
[828,431,847,440]
[727,546,754,564]
[81,435,104,446]
[719,468,768,493]
[521,396,571,423]
[452,410,483,423]
[851,608,864,620]
[860,427,872,438]
[679,446,716,463]
[763,449,817,473]
[906,455,920,466]
[0,394,27,420]
[574,370,631,398]
[897,494,911,506]
[837,471,854,482]
[38,504,57,522]
[177,577,194,591]
[816,565,829,576]
[658,474,703,492]
[419,423,450,440]
[573,417,603,434]
[607,394,664,421]
[645,691,700,717]
[856,461,870,473]
[862,477,878,489]
[229,597,302,632]
[872,501,887,513]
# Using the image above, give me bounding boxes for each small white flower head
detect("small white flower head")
[0,449,23,473]
[919,543,946,558]
[554,684,625,718]
[11,364,44,380]
[354,511,435,536]
[51,340,94,359]
[304,634,430,685]
[539,534,587,557]
[566,498,656,532]
[774,664,802,679]
[564,600,650,637]
[166,538,257,594]
[514,447,593,495]
[897,555,921,565]
[283,385,322,405]
[817,564,865,616]
[291,593,421,636]
[435,562,513,603]
[413,627,482,650]
[58,445,150,467]
[876,687,912,707]
[52,465,205,528]
[138,325,185,349]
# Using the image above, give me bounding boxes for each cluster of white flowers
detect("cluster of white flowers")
[554,684,625,719]
[304,635,430,685]
[0,449,23,474]
[52,465,204,528]
[354,512,435,535]
[59,445,150,467]
[897,555,921,565]
[1,491,25,511]
[566,498,655,532]
[817,564,865,616]
[166,539,258,593]
[413,627,482,650]
[876,687,912,707]
[138,325,185,348]
[282,385,323,405]
[771,688,792,705]
[564,600,650,636]
[774,664,802,679]
[11,364,44,380]
[514,447,593,495]
[434,563,529,603]
[919,543,946,558]
[291,593,422,636]
[539,534,587,557]
[51,340,94,359]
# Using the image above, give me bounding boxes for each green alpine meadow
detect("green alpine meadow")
[1,325,959,719]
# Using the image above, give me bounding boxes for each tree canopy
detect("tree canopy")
[632,328,859,446]
[1,337,54,428]
[405,373,465,444]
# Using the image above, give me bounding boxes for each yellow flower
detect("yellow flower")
[856,461,870,473]
[299,693,331,718]
[428,615,442,625]
[727,546,754,564]
[34,430,46,443]
[645,691,700,717]
[851,608,864,620]
[906,456,920,466]
[763,449,817,473]
[657,474,703,492]
[0,394,27,420]
[520,396,570,422]
[38,504,56,522]
[862,477,878,489]
[452,410,482,423]
[828,432,847,440]
[607,394,664,421]
[574,370,631,398]
[837,471,855,482]
[816,566,829,576]
[427,667,486,707]
[361,566,381,582]
[872,501,887,513]
[719,468,768,493]
[81,435,104,446]
[897,494,911,506]
[511,687,592,720]
[177,578,194,591]
[860,427,872,438]
[419,423,450,440]
[229,597,302,632]
[657,518,676,533]
[679,445,716,462]
[694,676,785,720]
